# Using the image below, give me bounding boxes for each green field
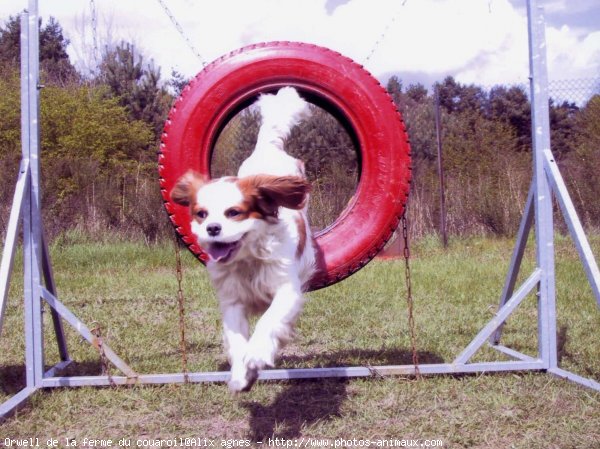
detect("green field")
[0,235,599,448]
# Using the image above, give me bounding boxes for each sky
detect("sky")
[1,0,599,90]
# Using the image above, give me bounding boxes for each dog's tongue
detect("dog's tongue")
[207,242,236,262]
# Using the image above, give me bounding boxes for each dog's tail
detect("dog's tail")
[255,87,309,151]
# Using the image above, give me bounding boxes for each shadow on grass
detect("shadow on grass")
[0,365,26,395]
[0,360,105,397]
[0,360,111,397]
[240,347,444,440]
[279,347,445,368]
[243,378,347,441]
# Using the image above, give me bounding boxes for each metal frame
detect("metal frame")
[1,0,599,421]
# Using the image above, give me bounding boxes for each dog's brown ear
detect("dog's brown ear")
[240,175,311,218]
[170,171,206,206]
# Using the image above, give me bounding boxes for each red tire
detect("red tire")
[159,41,411,290]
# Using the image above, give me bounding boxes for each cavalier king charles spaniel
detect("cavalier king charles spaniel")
[171,87,316,392]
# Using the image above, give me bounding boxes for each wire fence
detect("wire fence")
[549,78,600,106]
[210,77,599,245]
[1,78,597,244]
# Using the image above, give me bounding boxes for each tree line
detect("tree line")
[0,15,598,243]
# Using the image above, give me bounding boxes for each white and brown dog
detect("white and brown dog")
[171,87,316,392]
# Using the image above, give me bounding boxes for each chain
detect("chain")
[363,1,407,64]
[174,235,190,383]
[402,212,420,378]
[156,0,208,67]
[91,321,115,386]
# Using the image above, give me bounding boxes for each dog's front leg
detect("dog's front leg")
[220,302,253,392]
[244,281,305,374]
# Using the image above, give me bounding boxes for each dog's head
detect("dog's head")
[171,171,310,264]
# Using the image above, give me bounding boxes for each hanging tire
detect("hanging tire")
[159,41,411,290]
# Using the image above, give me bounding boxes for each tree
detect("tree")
[549,99,578,158]
[39,17,79,84]
[0,70,21,161]
[0,15,21,68]
[98,42,171,138]
[435,76,486,115]
[99,42,143,99]
[131,61,172,136]
[386,75,403,111]
[405,83,429,104]
[39,83,155,233]
[0,15,78,85]
[168,69,190,97]
[440,109,526,235]
[563,95,600,225]
[487,85,531,151]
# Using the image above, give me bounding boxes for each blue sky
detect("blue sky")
[2,0,599,89]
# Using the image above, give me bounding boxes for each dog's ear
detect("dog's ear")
[170,171,207,207]
[239,175,311,218]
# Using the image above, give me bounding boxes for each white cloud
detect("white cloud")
[1,0,598,87]
[546,26,600,80]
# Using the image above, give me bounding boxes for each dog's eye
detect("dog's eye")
[225,208,242,218]
[196,210,208,219]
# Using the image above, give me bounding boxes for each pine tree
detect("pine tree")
[98,42,171,140]
[0,15,78,84]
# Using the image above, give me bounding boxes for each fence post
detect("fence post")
[434,86,448,247]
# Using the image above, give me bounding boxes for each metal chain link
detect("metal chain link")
[174,235,190,383]
[363,0,407,64]
[91,321,115,386]
[155,0,208,67]
[402,212,420,378]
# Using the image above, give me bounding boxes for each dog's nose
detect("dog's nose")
[206,223,222,237]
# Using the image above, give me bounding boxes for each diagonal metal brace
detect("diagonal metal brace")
[40,288,138,379]
[0,160,30,334]
[454,269,542,365]
[543,150,600,307]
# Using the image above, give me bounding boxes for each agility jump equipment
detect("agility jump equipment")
[159,41,412,290]
[1,0,599,421]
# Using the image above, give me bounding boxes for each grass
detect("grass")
[0,234,599,448]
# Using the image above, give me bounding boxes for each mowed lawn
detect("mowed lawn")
[0,234,599,448]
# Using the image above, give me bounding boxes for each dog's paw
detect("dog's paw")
[228,366,258,393]
[244,342,275,372]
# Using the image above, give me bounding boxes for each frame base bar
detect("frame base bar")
[40,361,546,388]
[548,368,600,391]
[0,386,38,422]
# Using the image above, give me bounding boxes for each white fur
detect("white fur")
[238,87,309,178]
[190,87,315,392]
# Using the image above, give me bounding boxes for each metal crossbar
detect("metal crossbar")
[1,0,599,422]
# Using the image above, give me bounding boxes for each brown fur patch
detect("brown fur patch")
[237,175,311,220]
[295,214,307,258]
[170,171,207,207]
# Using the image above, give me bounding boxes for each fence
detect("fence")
[0,78,598,244]
[211,77,600,245]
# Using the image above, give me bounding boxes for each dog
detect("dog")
[170,87,316,392]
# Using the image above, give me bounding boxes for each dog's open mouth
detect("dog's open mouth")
[206,240,242,263]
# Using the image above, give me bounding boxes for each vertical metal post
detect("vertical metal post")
[527,0,557,369]
[20,11,35,390]
[434,87,448,248]
[23,0,45,387]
